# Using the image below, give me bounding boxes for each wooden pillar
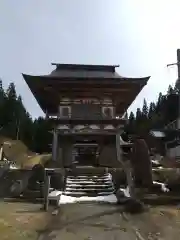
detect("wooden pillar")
[52,128,58,161]
[0,144,3,161]
[62,137,73,167]
[43,171,51,211]
[116,132,135,198]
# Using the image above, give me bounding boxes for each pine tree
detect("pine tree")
[32,117,52,153]
[3,82,18,138]
[126,111,135,134]
[148,102,156,119]
[156,92,163,113]
[142,99,148,117]
[15,95,34,145]
[0,79,7,131]
[167,84,175,95]
[174,79,180,94]
[136,108,142,120]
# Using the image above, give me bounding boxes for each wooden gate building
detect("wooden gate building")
[23,63,149,168]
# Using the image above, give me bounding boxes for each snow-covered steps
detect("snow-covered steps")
[63,172,115,197]
[66,180,112,184]
[67,173,110,179]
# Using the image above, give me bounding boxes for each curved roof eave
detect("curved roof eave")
[22,73,150,82]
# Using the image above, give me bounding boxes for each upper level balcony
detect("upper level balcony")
[58,104,117,120]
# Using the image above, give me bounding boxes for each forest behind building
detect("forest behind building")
[0,79,179,153]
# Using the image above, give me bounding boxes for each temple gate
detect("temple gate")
[23,63,150,209]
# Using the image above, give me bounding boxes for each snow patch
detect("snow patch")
[48,191,117,204]
[153,181,170,192]
[9,166,18,169]
[120,186,131,198]
[48,190,62,200]
[151,160,160,165]
[59,194,117,204]
[67,180,95,184]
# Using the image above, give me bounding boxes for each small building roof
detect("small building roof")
[22,63,150,115]
[43,63,121,79]
[150,130,166,138]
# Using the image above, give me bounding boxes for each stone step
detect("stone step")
[66,181,113,186]
[65,187,114,191]
[63,191,114,197]
[67,177,111,181]
[67,173,110,177]
[66,184,114,188]
[66,180,112,184]
[67,174,109,178]
[64,172,114,197]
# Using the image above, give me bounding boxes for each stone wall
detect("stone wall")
[131,139,153,187]
[109,168,126,191]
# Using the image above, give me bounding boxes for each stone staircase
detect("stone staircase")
[63,172,115,197]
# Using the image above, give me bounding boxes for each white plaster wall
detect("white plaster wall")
[104,125,114,130]
[58,125,70,130]
[167,146,180,158]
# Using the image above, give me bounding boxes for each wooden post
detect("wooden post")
[116,132,135,198]
[0,144,3,161]
[44,171,51,211]
[52,128,58,161]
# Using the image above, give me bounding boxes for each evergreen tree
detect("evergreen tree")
[174,80,180,94]
[0,79,7,131]
[3,82,18,138]
[167,84,175,95]
[124,111,135,134]
[136,108,142,120]
[129,111,135,121]
[142,99,148,117]
[0,77,178,155]
[156,92,165,114]
[32,117,52,153]
[148,102,156,120]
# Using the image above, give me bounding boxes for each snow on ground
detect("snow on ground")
[153,181,170,192]
[59,193,117,204]
[48,190,117,204]
[9,165,18,169]
[120,186,131,198]
[152,160,160,165]
[67,180,112,184]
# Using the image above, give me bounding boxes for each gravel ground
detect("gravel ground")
[1,200,180,240]
[39,203,180,240]
[125,205,180,239]
[39,203,137,240]
[0,200,51,240]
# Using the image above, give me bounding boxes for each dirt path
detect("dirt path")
[1,200,180,239]
[39,203,142,240]
[125,206,180,239]
[0,200,51,240]
[39,203,180,240]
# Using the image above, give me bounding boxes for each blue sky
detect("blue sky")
[0,0,180,118]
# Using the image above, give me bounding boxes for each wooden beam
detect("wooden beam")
[37,90,138,104]
[38,77,148,86]
[40,87,137,93]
